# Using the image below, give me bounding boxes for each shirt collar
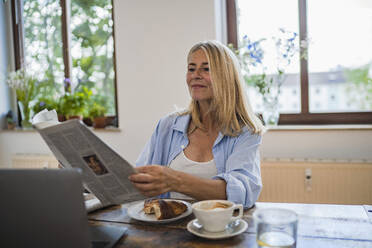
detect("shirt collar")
[214,132,225,147]
[172,114,191,134]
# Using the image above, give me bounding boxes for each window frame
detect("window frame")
[11,0,119,127]
[226,0,372,125]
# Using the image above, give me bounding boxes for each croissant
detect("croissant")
[143,199,158,214]
[143,199,187,220]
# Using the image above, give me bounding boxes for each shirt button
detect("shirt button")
[181,145,185,149]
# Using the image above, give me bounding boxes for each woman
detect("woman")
[129,40,265,208]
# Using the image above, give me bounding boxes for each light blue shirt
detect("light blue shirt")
[136,113,262,208]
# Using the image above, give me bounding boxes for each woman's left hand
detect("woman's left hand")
[128,165,175,197]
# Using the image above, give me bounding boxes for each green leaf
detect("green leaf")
[80,56,94,72]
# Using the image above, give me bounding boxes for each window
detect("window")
[227,0,372,124]
[11,0,118,126]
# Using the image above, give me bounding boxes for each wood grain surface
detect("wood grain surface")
[88,201,372,247]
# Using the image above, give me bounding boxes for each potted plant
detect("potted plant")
[6,110,16,130]
[5,68,38,128]
[32,97,58,116]
[89,103,107,128]
[59,86,92,120]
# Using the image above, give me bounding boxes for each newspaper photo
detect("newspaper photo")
[32,109,146,212]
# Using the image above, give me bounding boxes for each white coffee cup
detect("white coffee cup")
[192,200,243,232]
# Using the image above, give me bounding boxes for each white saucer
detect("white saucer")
[187,218,248,240]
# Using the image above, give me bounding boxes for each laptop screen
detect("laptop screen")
[0,169,91,248]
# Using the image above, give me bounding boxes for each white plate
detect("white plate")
[187,218,248,240]
[127,199,192,224]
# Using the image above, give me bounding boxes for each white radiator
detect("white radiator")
[259,159,372,205]
[11,154,59,169]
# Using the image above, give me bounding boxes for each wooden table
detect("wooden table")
[88,202,372,247]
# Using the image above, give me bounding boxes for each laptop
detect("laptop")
[0,169,127,248]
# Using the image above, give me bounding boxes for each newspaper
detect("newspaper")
[32,109,146,212]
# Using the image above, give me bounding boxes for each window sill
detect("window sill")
[0,126,122,133]
[266,125,372,131]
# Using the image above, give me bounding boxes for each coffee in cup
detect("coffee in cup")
[191,200,243,232]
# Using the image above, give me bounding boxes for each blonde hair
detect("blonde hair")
[185,40,265,136]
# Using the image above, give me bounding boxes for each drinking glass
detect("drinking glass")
[253,208,298,248]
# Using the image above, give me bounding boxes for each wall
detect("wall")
[0,0,372,167]
[262,128,372,161]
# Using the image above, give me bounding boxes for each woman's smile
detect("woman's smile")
[191,84,207,89]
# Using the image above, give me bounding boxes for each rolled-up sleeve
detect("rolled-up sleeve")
[213,132,262,208]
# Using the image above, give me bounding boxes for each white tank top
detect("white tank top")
[169,151,217,199]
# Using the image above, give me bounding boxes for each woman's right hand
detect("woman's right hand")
[128,165,177,197]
